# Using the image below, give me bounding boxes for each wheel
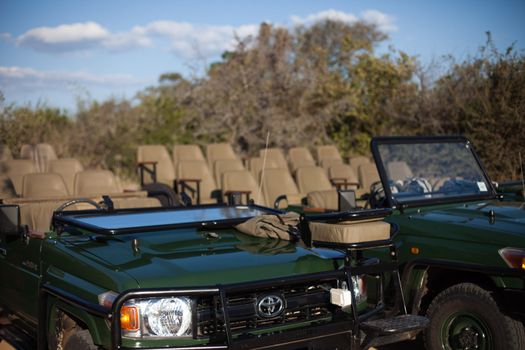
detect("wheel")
[425,283,525,350]
[63,328,98,350]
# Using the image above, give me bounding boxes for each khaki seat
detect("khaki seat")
[222,170,267,206]
[0,144,12,162]
[213,159,245,189]
[1,159,37,195]
[176,160,218,204]
[309,219,391,244]
[20,143,57,172]
[206,143,237,169]
[261,168,304,208]
[137,145,176,186]
[320,158,344,173]
[22,173,69,198]
[288,147,316,172]
[248,157,279,182]
[260,148,289,172]
[349,156,372,174]
[295,166,338,210]
[358,163,380,193]
[316,145,342,163]
[74,170,122,196]
[172,145,205,173]
[387,161,413,182]
[329,164,360,191]
[47,159,84,194]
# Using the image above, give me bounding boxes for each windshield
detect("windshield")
[375,139,493,205]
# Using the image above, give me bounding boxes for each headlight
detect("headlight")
[121,297,193,338]
[499,247,525,270]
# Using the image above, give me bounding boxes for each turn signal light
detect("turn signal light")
[499,248,525,270]
[121,306,139,331]
[410,247,420,255]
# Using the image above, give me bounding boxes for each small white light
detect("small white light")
[98,291,118,308]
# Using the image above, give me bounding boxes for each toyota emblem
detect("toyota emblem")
[256,294,285,318]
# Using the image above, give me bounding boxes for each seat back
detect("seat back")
[320,158,344,173]
[248,157,279,182]
[358,163,380,192]
[214,159,245,188]
[177,160,217,203]
[288,147,315,172]
[222,170,266,206]
[260,148,288,171]
[22,173,69,198]
[316,145,342,162]
[172,145,205,171]
[20,143,57,172]
[1,159,37,195]
[0,144,12,162]
[387,161,413,182]
[329,164,359,190]
[137,145,175,186]
[47,159,84,194]
[206,143,237,169]
[261,168,301,207]
[74,170,122,196]
[307,190,339,210]
[295,166,333,193]
[349,156,371,174]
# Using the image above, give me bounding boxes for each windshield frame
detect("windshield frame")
[371,136,497,209]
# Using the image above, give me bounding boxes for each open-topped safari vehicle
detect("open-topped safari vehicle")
[0,200,427,349]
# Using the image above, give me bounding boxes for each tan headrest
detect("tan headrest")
[214,159,244,188]
[309,220,391,244]
[317,145,342,161]
[259,148,289,170]
[47,159,84,194]
[206,143,237,167]
[172,144,204,168]
[222,170,266,205]
[22,173,69,198]
[137,145,175,185]
[261,168,301,206]
[74,170,122,196]
[320,158,343,172]
[307,190,338,210]
[295,166,333,193]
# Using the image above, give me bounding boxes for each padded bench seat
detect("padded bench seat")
[308,219,391,244]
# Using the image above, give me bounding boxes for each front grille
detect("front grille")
[195,279,343,339]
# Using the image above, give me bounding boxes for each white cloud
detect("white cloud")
[290,9,358,26]
[10,10,395,57]
[0,66,143,86]
[362,10,397,32]
[290,9,396,33]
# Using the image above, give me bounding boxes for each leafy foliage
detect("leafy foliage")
[0,24,523,182]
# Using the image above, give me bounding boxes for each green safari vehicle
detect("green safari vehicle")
[369,136,525,350]
[0,197,426,349]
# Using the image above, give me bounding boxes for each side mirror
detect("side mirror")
[0,205,21,236]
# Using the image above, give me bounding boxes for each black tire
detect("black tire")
[425,283,525,350]
[63,329,98,350]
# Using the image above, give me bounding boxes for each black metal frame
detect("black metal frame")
[370,136,498,209]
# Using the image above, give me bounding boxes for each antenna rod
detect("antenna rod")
[257,131,270,203]
[518,152,525,202]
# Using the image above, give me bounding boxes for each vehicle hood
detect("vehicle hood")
[394,200,525,246]
[62,228,343,289]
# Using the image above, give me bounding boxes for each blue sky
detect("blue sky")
[1,0,524,112]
